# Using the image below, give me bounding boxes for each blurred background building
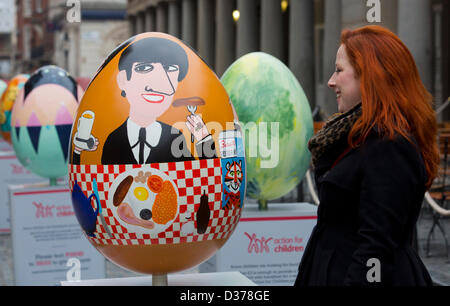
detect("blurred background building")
[2,0,448,119]
[5,0,129,81]
[52,0,129,78]
[0,0,16,77]
[0,0,447,119]
[126,0,449,121]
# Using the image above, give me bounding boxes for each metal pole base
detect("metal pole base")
[152,274,168,286]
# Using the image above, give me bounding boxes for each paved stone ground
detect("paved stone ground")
[416,206,450,286]
[0,203,448,286]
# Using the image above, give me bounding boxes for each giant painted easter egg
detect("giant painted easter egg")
[221,52,313,205]
[0,80,7,98]
[11,66,83,178]
[0,80,7,130]
[68,33,246,275]
[0,74,29,143]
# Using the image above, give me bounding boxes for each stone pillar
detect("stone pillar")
[322,0,341,116]
[129,15,137,36]
[168,0,181,38]
[135,12,145,34]
[197,0,215,67]
[236,0,258,57]
[182,0,197,49]
[215,0,236,76]
[260,0,283,60]
[380,0,398,32]
[289,0,315,109]
[156,2,168,33]
[398,0,433,93]
[145,7,156,32]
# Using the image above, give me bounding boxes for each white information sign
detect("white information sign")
[200,203,317,286]
[9,184,106,285]
[0,152,42,232]
[0,138,13,151]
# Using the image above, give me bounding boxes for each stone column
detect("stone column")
[182,0,197,49]
[322,0,341,116]
[398,0,433,93]
[129,15,137,36]
[380,0,398,32]
[289,0,315,109]
[215,0,236,76]
[197,0,215,67]
[156,2,168,33]
[168,0,181,38]
[236,0,258,57]
[145,7,156,32]
[260,0,283,60]
[135,12,146,34]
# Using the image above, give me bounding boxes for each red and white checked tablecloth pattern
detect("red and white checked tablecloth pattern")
[69,158,242,246]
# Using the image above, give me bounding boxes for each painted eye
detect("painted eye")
[165,65,179,72]
[133,187,149,201]
[135,63,154,73]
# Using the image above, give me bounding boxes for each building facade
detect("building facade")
[0,0,16,78]
[52,0,129,78]
[126,0,449,120]
[13,0,56,74]
[10,0,129,79]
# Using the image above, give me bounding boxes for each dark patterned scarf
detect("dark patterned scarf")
[308,103,362,167]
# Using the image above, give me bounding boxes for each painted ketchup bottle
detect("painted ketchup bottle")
[196,190,210,234]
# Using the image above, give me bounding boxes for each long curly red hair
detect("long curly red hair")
[342,25,439,188]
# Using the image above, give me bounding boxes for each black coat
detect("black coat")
[295,131,433,286]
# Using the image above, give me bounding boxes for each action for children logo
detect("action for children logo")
[10,164,30,175]
[245,232,272,254]
[244,232,305,254]
[32,202,75,218]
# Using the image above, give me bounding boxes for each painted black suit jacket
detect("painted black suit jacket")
[72,120,216,165]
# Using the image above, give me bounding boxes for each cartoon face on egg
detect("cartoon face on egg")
[108,168,179,235]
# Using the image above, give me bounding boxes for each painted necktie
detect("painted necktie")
[138,127,146,164]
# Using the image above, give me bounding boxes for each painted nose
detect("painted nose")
[145,64,175,96]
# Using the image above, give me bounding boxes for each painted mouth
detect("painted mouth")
[141,93,165,103]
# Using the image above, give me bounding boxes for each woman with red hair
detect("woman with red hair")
[295,25,439,286]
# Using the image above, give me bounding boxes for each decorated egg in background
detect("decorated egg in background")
[0,80,7,133]
[221,52,313,207]
[68,32,246,275]
[76,77,91,91]
[0,74,29,143]
[11,66,83,179]
[0,80,7,99]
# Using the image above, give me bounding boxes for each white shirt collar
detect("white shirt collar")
[127,118,162,148]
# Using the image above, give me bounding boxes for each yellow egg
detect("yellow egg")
[133,186,148,201]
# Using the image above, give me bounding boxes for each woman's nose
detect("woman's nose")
[327,73,336,89]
